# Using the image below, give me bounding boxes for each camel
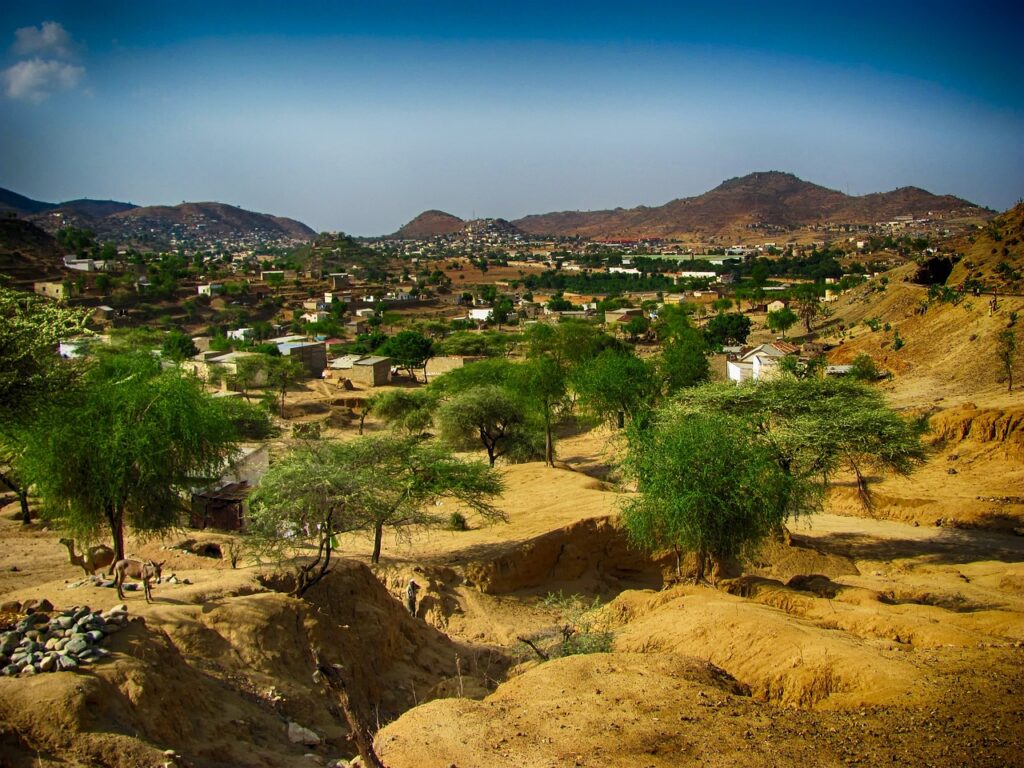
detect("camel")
[59,537,116,577]
[113,559,164,603]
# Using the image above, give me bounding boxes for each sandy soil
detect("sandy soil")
[4,261,1024,766]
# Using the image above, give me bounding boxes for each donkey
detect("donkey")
[112,559,164,603]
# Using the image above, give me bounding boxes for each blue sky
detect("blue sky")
[1,2,1021,235]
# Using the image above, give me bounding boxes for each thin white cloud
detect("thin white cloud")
[3,57,84,103]
[12,21,76,60]
[4,21,85,102]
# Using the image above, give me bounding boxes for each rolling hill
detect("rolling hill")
[0,186,316,246]
[392,210,466,238]
[0,219,65,284]
[101,202,317,242]
[512,171,989,240]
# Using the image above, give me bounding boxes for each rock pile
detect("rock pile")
[1,603,129,677]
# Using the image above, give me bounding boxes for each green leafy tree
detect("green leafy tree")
[572,350,659,429]
[0,288,90,523]
[996,329,1018,392]
[161,331,199,362]
[0,287,90,416]
[227,354,271,403]
[372,389,436,435]
[358,436,503,562]
[436,385,531,465]
[622,315,650,342]
[766,307,798,339]
[266,355,307,418]
[515,355,566,467]
[379,330,434,382]
[658,327,710,393]
[20,355,244,560]
[247,442,367,596]
[671,379,928,510]
[703,312,752,347]
[622,412,809,582]
[793,285,823,333]
[849,353,881,382]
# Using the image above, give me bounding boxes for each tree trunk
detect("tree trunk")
[16,489,29,525]
[544,412,554,467]
[0,471,30,524]
[694,548,708,583]
[852,461,872,511]
[311,650,387,768]
[371,522,383,564]
[359,411,368,436]
[106,503,126,561]
[616,410,625,429]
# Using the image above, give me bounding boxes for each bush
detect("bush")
[447,511,469,531]
[849,353,880,382]
[515,592,614,661]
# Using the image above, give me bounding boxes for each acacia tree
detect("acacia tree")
[766,307,798,339]
[671,379,928,510]
[20,354,246,560]
[571,350,659,429]
[372,389,436,435]
[436,385,532,465]
[515,355,566,467]
[266,355,307,418]
[793,285,822,333]
[247,442,366,596]
[226,354,270,403]
[379,330,434,382]
[622,412,808,582]
[359,436,504,562]
[0,287,90,523]
[997,329,1018,392]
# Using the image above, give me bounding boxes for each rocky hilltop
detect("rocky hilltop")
[0,186,316,248]
[512,171,988,239]
[392,209,466,238]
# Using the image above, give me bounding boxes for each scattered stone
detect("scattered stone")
[303,755,325,765]
[287,721,322,746]
[23,598,54,614]
[946,468,958,475]
[0,603,127,675]
[0,601,21,613]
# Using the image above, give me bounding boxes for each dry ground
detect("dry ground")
[4,256,1024,765]
[2,421,1023,767]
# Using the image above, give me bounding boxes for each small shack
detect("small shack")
[277,341,327,377]
[190,482,251,531]
[328,354,391,387]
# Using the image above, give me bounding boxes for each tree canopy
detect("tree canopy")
[669,379,928,509]
[20,354,256,559]
[251,435,505,571]
[622,412,808,582]
[703,312,752,347]
[378,330,434,381]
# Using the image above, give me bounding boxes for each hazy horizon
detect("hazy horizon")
[1,2,1021,235]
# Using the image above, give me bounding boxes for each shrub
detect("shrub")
[447,511,469,531]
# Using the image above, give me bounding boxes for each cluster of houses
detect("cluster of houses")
[726,341,852,382]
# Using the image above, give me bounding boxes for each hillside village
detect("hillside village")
[1,181,1023,768]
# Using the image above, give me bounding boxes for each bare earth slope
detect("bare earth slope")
[392,210,465,238]
[513,171,987,239]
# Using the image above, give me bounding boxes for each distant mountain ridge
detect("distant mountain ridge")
[0,186,316,245]
[510,171,989,240]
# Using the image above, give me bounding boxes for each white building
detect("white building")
[726,342,800,383]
